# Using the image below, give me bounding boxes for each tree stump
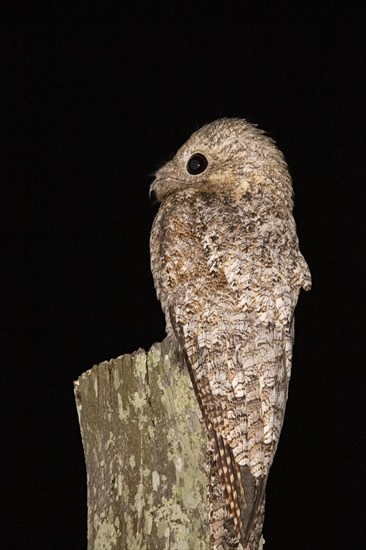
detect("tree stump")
[74,338,211,549]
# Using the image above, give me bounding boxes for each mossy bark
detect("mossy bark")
[74,338,210,549]
[74,337,265,550]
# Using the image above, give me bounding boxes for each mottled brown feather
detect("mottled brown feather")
[150,118,311,548]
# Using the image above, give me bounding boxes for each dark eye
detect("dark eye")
[187,153,208,175]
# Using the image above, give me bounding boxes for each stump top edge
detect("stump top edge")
[74,341,164,384]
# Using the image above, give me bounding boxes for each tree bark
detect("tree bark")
[74,338,265,550]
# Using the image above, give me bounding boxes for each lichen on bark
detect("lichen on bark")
[75,338,211,549]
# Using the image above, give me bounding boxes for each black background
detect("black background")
[2,2,364,549]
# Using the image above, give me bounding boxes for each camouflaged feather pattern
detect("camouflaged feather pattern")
[150,118,311,549]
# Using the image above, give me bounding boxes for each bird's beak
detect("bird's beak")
[149,180,159,203]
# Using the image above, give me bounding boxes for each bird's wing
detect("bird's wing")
[151,195,299,465]
[150,195,305,548]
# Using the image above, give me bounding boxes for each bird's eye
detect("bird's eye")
[187,153,208,175]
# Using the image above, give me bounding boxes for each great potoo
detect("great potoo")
[149,118,311,549]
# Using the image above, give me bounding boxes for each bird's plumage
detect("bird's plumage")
[150,118,311,549]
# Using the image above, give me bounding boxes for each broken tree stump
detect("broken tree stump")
[74,338,210,549]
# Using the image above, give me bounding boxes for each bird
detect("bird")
[149,118,311,549]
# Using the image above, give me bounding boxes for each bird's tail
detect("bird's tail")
[209,423,267,550]
[182,350,267,549]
